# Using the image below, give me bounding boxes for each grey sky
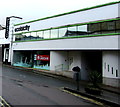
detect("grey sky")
[0,0,118,25]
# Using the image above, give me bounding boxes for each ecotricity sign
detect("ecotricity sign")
[15,25,30,32]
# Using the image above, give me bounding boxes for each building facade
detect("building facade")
[0,27,11,64]
[11,1,120,87]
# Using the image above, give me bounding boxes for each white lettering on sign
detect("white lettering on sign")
[34,55,50,61]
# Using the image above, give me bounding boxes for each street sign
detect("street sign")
[5,17,10,39]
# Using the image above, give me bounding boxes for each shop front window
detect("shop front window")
[13,51,33,67]
[34,54,50,70]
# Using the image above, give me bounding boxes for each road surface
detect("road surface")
[1,64,100,106]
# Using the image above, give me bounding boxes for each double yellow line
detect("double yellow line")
[60,88,106,106]
[0,96,11,107]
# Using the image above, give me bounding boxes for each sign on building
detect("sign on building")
[34,55,50,61]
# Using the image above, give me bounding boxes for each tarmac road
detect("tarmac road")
[1,64,100,106]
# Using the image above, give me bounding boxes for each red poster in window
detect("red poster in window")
[36,55,50,61]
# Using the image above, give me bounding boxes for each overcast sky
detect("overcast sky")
[0,0,118,25]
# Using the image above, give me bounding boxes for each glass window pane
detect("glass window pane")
[51,29,58,38]
[108,21,115,30]
[108,65,109,72]
[15,34,26,41]
[15,33,31,41]
[88,23,101,34]
[31,32,36,37]
[26,32,31,37]
[44,30,50,39]
[78,25,87,32]
[64,26,77,37]
[68,26,77,31]
[29,32,37,40]
[112,67,113,74]
[101,22,107,31]
[88,23,100,32]
[37,31,43,39]
[115,20,120,33]
[59,27,67,37]
[101,21,116,34]
[77,25,88,36]
[26,33,32,40]
[116,70,118,77]
[116,20,120,30]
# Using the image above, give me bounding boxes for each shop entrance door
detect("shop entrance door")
[4,48,9,64]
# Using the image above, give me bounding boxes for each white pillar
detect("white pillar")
[102,51,120,87]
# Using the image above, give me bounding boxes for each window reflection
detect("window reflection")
[78,25,87,32]
[15,34,26,41]
[77,25,88,35]
[44,30,50,39]
[15,19,120,41]
[64,26,78,37]
[51,29,58,38]
[59,28,67,37]
[68,26,77,31]
[26,33,31,37]
[31,32,36,37]
[21,33,31,41]
[115,20,120,33]
[88,23,101,34]
[37,31,44,39]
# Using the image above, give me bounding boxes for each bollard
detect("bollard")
[72,66,81,91]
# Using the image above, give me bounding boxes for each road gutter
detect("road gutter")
[63,87,120,107]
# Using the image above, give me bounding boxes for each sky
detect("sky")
[0,0,119,26]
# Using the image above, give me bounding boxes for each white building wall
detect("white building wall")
[68,51,81,71]
[50,51,68,71]
[102,51,120,87]
[50,51,82,71]
[103,51,119,78]
[12,35,119,51]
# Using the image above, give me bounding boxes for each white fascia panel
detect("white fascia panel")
[13,35,119,50]
[15,4,119,32]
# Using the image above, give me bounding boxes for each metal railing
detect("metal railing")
[55,64,69,71]
[0,96,11,107]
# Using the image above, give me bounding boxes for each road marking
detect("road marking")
[0,101,4,106]
[60,88,106,106]
[0,96,11,107]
